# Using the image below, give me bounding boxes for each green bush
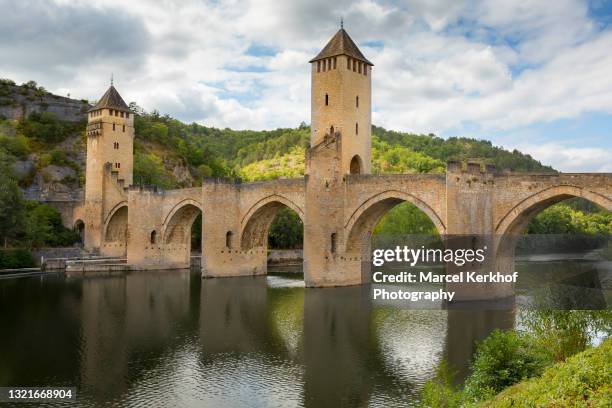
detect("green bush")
[419,360,462,408]
[462,330,551,403]
[0,248,35,269]
[0,134,30,159]
[17,111,78,144]
[21,201,80,248]
[478,338,612,407]
[520,310,612,362]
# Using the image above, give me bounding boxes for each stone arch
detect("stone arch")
[495,185,612,237]
[162,199,203,245]
[344,190,446,254]
[240,195,304,251]
[494,185,612,272]
[103,203,128,242]
[349,155,362,175]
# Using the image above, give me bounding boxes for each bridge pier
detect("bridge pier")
[200,179,269,278]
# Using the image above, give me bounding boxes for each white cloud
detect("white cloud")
[514,143,612,172]
[2,0,612,161]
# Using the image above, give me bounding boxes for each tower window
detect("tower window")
[109,109,113,116]
[150,230,156,244]
[325,93,329,106]
[364,66,368,76]
[114,162,121,169]
[347,57,351,69]
[322,59,326,72]
[112,123,116,131]
[356,96,359,108]
[126,112,129,119]
[115,111,119,117]
[226,231,233,248]
[331,233,337,253]
[317,61,321,73]
[113,142,119,149]
[120,111,124,118]
[333,57,337,69]
[122,125,125,132]
[355,122,358,135]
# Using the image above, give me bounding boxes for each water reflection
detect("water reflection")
[0,270,521,407]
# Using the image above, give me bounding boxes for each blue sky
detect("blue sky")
[1,0,611,171]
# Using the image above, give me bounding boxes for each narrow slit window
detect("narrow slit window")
[112,123,116,131]
[356,95,359,108]
[331,233,337,253]
[355,122,358,135]
[226,231,233,248]
[150,230,156,244]
[325,93,329,106]
[317,61,321,72]
[122,125,125,132]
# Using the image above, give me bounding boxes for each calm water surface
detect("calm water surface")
[0,259,609,407]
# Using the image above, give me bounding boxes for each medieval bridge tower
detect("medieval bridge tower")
[303,27,375,286]
[79,84,134,254]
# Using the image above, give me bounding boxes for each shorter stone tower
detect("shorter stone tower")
[82,84,134,250]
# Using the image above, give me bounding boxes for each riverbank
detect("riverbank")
[478,337,611,407]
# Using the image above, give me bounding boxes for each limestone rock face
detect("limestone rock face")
[12,159,35,180]
[0,84,89,122]
[172,162,193,185]
[41,165,76,182]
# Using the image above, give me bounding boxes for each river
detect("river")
[0,258,609,407]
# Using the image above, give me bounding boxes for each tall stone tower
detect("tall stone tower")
[82,83,134,250]
[304,27,374,287]
[309,26,373,175]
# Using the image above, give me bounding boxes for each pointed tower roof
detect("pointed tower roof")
[310,28,373,66]
[90,85,130,112]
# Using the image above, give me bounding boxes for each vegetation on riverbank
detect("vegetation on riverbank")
[419,310,612,407]
[0,154,80,267]
[477,337,611,407]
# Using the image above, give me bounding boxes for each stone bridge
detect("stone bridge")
[76,162,611,300]
[74,27,612,300]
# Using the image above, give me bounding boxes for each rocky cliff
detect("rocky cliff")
[0,80,89,122]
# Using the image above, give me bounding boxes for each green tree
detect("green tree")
[0,166,24,247]
[133,152,176,189]
[268,208,303,249]
[520,310,612,362]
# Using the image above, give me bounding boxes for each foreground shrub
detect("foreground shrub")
[0,248,35,269]
[478,337,611,407]
[462,330,551,402]
[419,360,462,408]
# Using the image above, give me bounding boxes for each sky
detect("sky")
[1,0,611,172]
